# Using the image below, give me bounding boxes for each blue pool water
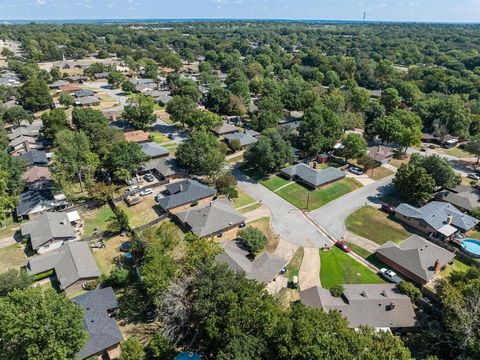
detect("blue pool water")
[461,239,480,256]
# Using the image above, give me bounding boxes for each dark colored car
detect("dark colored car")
[381,203,396,214]
[144,173,155,182]
[335,241,351,253]
[120,241,132,252]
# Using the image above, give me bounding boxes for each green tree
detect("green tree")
[148,334,175,359]
[186,110,223,130]
[2,106,32,126]
[17,78,53,112]
[53,130,99,192]
[299,104,343,156]
[0,170,19,227]
[0,152,26,195]
[176,130,226,177]
[393,162,436,205]
[41,108,68,140]
[398,281,422,303]
[251,95,283,131]
[122,80,135,93]
[0,269,32,297]
[107,71,125,88]
[412,153,460,189]
[380,87,401,114]
[465,138,480,164]
[244,129,293,175]
[324,70,340,88]
[340,133,367,162]
[239,226,268,255]
[215,171,238,199]
[0,287,87,360]
[123,94,157,130]
[105,141,149,181]
[120,337,145,360]
[59,91,75,108]
[166,96,197,127]
[369,115,402,145]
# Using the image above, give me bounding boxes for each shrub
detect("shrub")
[239,226,268,255]
[330,284,345,297]
[106,267,130,287]
[398,281,422,302]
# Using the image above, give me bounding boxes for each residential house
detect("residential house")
[72,287,124,360]
[245,129,260,138]
[49,80,70,89]
[102,109,123,122]
[216,240,287,283]
[19,150,48,166]
[140,142,169,159]
[436,185,480,213]
[368,145,395,164]
[158,179,216,213]
[395,201,479,239]
[375,234,456,285]
[22,166,53,190]
[280,163,346,190]
[301,284,416,331]
[123,130,149,143]
[60,85,82,93]
[75,96,101,107]
[142,157,186,181]
[73,89,96,98]
[8,122,43,140]
[21,211,79,254]
[9,135,41,155]
[64,76,88,83]
[94,72,109,80]
[224,132,258,149]
[26,242,100,293]
[211,123,240,137]
[16,190,68,219]
[174,199,246,239]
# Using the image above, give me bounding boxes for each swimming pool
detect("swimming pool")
[461,239,480,257]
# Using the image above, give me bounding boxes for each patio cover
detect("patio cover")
[438,224,457,237]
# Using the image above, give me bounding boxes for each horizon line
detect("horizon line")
[0,18,479,25]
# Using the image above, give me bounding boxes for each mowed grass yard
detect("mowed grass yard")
[148,132,170,144]
[346,205,412,245]
[93,236,123,275]
[81,205,116,238]
[233,187,261,213]
[320,247,384,289]
[261,175,362,211]
[247,217,279,253]
[0,244,27,273]
[117,196,162,229]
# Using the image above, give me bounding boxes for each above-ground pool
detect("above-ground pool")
[461,239,480,257]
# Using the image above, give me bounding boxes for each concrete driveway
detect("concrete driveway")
[233,168,331,248]
[299,247,321,290]
[308,176,394,240]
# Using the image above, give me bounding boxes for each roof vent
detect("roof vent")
[361,290,368,298]
[381,290,388,297]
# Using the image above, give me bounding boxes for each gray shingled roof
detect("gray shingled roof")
[72,287,123,360]
[437,186,480,212]
[75,96,100,105]
[158,179,216,211]
[141,142,169,158]
[281,164,346,188]
[26,242,100,290]
[73,89,95,98]
[144,157,182,177]
[176,199,245,238]
[21,212,76,250]
[301,284,416,329]
[211,123,240,136]
[19,150,48,166]
[224,132,258,147]
[396,201,479,232]
[376,235,455,283]
[216,240,287,283]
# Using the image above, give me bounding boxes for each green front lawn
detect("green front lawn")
[439,259,470,279]
[286,247,304,282]
[346,205,412,245]
[81,205,116,238]
[233,188,257,208]
[320,247,384,289]
[148,132,170,144]
[275,178,362,211]
[0,216,22,239]
[443,146,473,159]
[0,244,27,273]
[370,166,395,181]
[259,175,292,192]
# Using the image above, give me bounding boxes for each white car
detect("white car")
[139,188,153,196]
[379,268,402,284]
[467,173,480,181]
[348,166,364,175]
[124,185,140,193]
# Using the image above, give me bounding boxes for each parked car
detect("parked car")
[144,173,155,182]
[348,166,364,175]
[468,173,480,181]
[381,203,396,214]
[120,241,132,252]
[379,268,402,284]
[335,241,351,253]
[124,185,140,193]
[139,188,153,196]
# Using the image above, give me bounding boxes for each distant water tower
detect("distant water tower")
[363,11,367,22]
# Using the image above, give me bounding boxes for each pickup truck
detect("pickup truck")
[379,268,402,284]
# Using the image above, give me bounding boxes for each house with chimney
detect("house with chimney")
[375,235,456,285]
[300,283,416,331]
[395,202,479,239]
[157,179,217,213]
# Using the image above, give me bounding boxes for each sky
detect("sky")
[0,0,480,22]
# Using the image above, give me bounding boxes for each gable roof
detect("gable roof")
[144,157,183,178]
[158,179,216,211]
[75,96,101,105]
[281,164,346,188]
[140,142,169,158]
[224,132,258,147]
[19,150,48,165]
[396,201,479,232]
[22,166,52,185]
[16,190,67,217]
[72,287,123,360]
[437,186,480,212]
[123,130,149,143]
[176,199,245,238]
[301,284,416,329]
[211,123,240,136]
[21,212,76,250]
[376,235,455,282]
[26,242,100,290]
[216,240,287,283]
[73,89,95,98]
